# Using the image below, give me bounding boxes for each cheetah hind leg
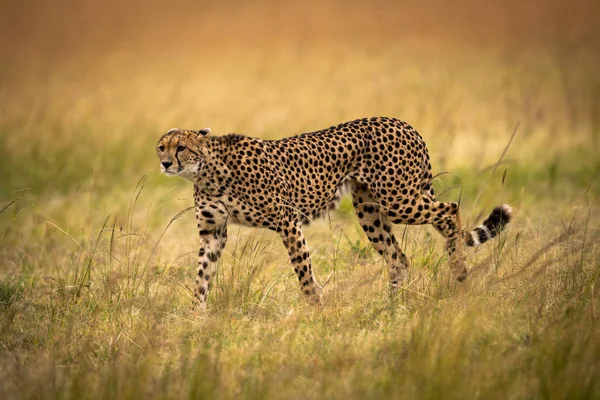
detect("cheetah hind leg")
[431,202,468,281]
[385,194,468,282]
[352,184,410,295]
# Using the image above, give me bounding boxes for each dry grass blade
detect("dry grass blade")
[489,228,576,287]
[472,121,520,207]
[45,221,93,260]
[0,200,16,216]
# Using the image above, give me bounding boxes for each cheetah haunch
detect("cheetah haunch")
[156,117,511,308]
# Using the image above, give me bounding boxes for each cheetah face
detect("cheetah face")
[156,127,211,182]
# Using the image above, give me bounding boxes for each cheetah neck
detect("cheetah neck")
[193,137,234,196]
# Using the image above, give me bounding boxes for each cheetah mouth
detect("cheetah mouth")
[161,167,184,176]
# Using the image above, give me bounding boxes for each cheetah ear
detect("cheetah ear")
[167,128,179,134]
[197,127,211,137]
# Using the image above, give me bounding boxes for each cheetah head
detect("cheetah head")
[156,127,211,182]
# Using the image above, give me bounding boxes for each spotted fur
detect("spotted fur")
[156,117,512,308]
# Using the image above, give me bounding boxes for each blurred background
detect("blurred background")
[1,0,598,200]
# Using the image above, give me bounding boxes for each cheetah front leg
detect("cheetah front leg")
[194,187,228,310]
[280,223,322,305]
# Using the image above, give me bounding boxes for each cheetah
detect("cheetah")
[156,117,511,308]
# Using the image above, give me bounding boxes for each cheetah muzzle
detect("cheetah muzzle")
[156,117,512,309]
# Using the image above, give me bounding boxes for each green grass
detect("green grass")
[1,138,598,399]
[1,1,600,398]
[1,196,598,399]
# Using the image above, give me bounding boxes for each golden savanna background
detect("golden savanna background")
[1,0,599,398]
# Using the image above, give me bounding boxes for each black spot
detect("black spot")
[292,255,303,264]
[475,227,488,244]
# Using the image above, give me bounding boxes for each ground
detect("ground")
[0,1,599,398]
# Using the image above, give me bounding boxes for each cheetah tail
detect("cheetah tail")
[464,204,512,247]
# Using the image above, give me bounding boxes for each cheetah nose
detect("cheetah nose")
[161,161,172,169]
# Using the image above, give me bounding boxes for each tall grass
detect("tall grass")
[1,191,597,399]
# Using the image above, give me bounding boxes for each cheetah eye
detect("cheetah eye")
[158,145,165,152]
[177,145,186,152]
